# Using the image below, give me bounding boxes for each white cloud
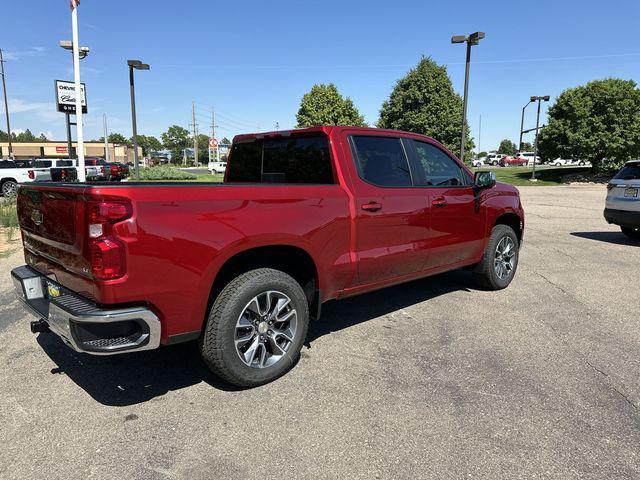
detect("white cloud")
[8,98,51,113]
[38,130,54,140]
[2,47,46,61]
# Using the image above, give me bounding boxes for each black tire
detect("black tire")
[621,226,640,240]
[554,162,562,167]
[1,179,18,197]
[201,268,309,387]
[578,161,585,166]
[473,224,520,290]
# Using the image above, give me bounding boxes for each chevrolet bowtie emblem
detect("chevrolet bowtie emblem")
[31,210,43,225]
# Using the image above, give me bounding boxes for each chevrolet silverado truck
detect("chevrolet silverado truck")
[11,126,524,387]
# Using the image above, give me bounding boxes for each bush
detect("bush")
[137,165,197,181]
[0,197,18,229]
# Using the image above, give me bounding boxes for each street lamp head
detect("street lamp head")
[451,35,467,44]
[542,95,550,101]
[59,40,73,51]
[469,31,485,44]
[127,59,142,67]
[530,95,538,102]
[137,63,150,70]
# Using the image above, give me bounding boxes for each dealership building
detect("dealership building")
[0,141,141,162]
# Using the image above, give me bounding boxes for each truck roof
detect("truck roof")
[233,126,437,144]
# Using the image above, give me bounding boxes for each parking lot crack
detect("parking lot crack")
[534,271,569,295]
[586,360,638,411]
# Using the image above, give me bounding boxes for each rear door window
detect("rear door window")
[226,135,334,184]
[350,136,412,187]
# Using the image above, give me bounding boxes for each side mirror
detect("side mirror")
[474,171,496,189]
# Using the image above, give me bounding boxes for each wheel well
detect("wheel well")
[208,245,319,320]
[494,213,522,244]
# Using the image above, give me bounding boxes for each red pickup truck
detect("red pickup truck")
[12,126,524,387]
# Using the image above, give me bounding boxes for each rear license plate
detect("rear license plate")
[624,187,638,198]
[46,281,61,298]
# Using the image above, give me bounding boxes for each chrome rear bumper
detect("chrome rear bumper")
[11,265,161,355]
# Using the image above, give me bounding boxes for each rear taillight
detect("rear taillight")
[28,170,35,179]
[86,198,132,280]
[61,169,67,180]
[110,165,119,176]
[607,183,615,190]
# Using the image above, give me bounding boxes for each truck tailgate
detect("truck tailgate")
[17,184,89,277]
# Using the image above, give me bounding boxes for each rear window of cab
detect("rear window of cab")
[226,135,334,184]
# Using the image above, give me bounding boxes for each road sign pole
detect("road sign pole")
[65,113,73,157]
[71,4,86,181]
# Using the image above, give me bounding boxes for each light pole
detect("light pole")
[530,95,550,181]
[518,100,532,152]
[0,49,13,159]
[59,40,89,160]
[127,60,150,180]
[451,31,485,162]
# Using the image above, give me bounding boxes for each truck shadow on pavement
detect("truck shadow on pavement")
[570,231,640,246]
[36,269,477,406]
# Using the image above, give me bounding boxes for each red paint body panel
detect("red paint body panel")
[16,126,524,344]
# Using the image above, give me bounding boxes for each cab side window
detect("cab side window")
[350,136,412,187]
[411,141,465,187]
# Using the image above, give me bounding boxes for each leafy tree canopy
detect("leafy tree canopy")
[296,83,366,128]
[161,125,191,163]
[221,137,231,145]
[520,141,533,152]
[378,57,474,160]
[107,132,130,145]
[131,135,162,156]
[538,78,640,171]
[498,139,517,155]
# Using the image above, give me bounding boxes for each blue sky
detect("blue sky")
[2,0,640,152]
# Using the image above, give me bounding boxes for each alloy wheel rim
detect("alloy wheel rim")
[3,182,17,196]
[235,290,298,369]
[494,236,516,280]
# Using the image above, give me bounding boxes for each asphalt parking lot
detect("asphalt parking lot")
[1,185,639,479]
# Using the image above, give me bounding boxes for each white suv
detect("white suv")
[604,160,640,239]
[208,160,227,174]
[516,152,540,166]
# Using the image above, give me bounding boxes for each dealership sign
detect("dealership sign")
[54,80,87,114]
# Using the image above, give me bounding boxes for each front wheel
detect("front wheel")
[473,224,520,290]
[621,226,640,240]
[201,268,309,387]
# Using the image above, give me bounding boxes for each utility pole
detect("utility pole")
[477,114,481,156]
[103,113,110,162]
[211,107,220,163]
[191,101,198,166]
[275,121,279,131]
[0,49,13,159]
[70,0,86,181]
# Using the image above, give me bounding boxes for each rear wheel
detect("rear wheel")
[473,224,519,290]
[1,180,18,197]
[201,268,309,387]
[578,161,586,166]
[621,226,640,240]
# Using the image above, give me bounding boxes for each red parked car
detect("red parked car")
[12,126,524,387]
[499,155,529,167]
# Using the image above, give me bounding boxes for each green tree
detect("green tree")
[296,83,366,128]
[221,137,231,145]
[107,132,130,145]
[161,125,190,164]
[520,141,533,152]
[131,135,162,156]
[498,139,517,155]
[16,129,37,142]
[196,133,210,162]
[0,130,7,142]
[538,78,640,171]
[378,57,474,161]
[477,151,488,158]
[38,133,48,141]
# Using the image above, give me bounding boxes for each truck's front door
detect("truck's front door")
[406,139,485,269]
[346,134,431,285]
